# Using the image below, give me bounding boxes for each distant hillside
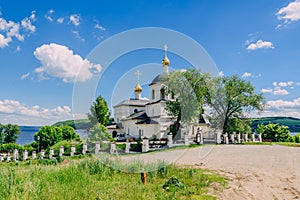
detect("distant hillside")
[251,116,300,132]
[53,119,91,129]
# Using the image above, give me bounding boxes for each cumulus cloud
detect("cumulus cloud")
[242,72,252,78]
[278,81,294,87]
[247,40,274,50]
[273,86,289,95]
[20,73,30,80]
[21,17,36,33]
[33,43,101,82]
[276,0,300,24]
[261,80,295,95]
[0,34,12,48]
[261,88,273,93]
[45,9,54,22]
[95,24,106,31]
[57,17,64,23]
[0,99,85,125]
[69,14,80,26]
[0,12,36,48]
[250,97,300,119]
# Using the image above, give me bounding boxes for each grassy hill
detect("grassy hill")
[251,116,300,132]
[53,119,92,129]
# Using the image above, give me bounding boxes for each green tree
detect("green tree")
[4,124,21,143]
[164,69,209,134]
[87,95,110,126]
[61,126,80,141]
[208,75,265,134]
[0,124,5,144]
[256,123,291,142]
[34,126,63,149]
[88,123,112,142]
[226,118,252,134]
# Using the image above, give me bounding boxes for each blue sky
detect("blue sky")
[1,0,300,125]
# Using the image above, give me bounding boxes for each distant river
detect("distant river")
[17,126,88,145]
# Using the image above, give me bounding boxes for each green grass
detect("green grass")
[273,142,300,147]
[241,142,273,145]
[0,155,227,200]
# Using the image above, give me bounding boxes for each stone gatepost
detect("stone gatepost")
[231,132,235,144]
[216,130,222,144]
[13,149,18,162]
[225,133,229,144]
[71,145,76,156]
[32,151,36,159]
[23,150,28,161]
[125,141,130,153]
[167,132,173,147]
[110,142,117,154]
[252,133,255,142]
[49,148,54,159]
[244,133,248,142]
[237,132,241,143]
[82,143,87,154]
[142,138,149,153]
[40,149,45,159]
[95,142,100,154]
[184,134,189,145]
[258,133,262,142]
[7,153,11,162]
[59,146,64,157]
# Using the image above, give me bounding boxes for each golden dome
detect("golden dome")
[162,56,170,66]
[134,83,142,93]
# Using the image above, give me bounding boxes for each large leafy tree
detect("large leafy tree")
[3,124,21,143]
[164,69,209,134]
[0,124,5,144]
[256,123,291,142]
[208,75,265,134]
[61,126,80,141]
[87,95,110,126]
[34,126,63,149]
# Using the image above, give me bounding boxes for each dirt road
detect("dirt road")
[121,145,300,199]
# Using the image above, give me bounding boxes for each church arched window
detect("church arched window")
[160,88,165,99]
[152,89,155,100]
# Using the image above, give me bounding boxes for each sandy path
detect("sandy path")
[121,145,300,199]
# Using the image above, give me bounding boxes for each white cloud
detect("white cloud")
[57,17,64,23]
[33,43,102,82]
[0,34,12,48]
[273,86,289,95]
[20,73,29,80]
[72,30,84,41]
[247,40,274,50]
[21,17,36,33]
[0,99,86,126]
[278,81,294,87]
[250,97,300,119]
[277,0,300,24]
[242,72,252,78]
[16,45,21,52]
[272,81,277,87]
[261,88,273,93]
[69,14,80,26]
[0,12,36,48]
[45,9,55,22]
[95,24,106,31]
[6,23,24,41]
[30,11,36,21]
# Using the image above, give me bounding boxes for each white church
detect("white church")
[110,46,211,141]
